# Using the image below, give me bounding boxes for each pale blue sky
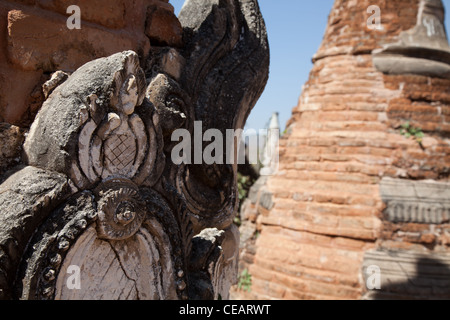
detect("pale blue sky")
[170,0,450,132]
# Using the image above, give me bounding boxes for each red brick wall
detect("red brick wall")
[235,0,450,300]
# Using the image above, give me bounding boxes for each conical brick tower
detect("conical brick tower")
[235,0,450,300]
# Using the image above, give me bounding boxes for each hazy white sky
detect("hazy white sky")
[170,0,450,132]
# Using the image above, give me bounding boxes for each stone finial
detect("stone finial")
[260,112,280,176]
[403,0,449,49]
[373,0,450,79]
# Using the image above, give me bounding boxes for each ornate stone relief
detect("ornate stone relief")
[365,178,450,299]
[380,178,450,224]
[0,0,269,300]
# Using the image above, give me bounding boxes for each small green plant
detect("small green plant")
[237,269,252,293]
[400,122,425,144]
[233,215,242,227]
[235,173,256,226]
[237,174,252,203]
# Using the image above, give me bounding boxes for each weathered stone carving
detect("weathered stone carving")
[0,0,269,300]
[380,178,450,224]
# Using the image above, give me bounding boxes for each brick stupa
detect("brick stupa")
[0,0,182,126]
[235,0,450,300]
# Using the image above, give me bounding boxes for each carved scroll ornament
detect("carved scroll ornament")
[0,0,269,300]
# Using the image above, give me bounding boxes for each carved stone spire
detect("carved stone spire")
[260,112,280,176]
